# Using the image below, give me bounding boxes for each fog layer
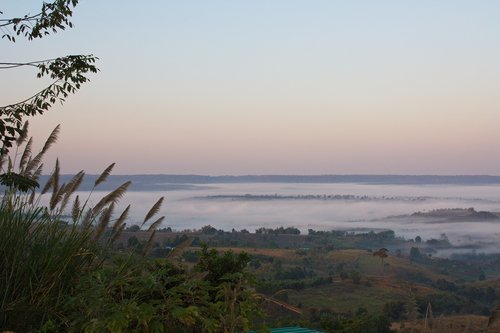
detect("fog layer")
[70,183,500,254]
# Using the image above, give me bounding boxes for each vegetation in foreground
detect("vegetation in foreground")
[120,224,500,333]
[1,130,498,333]
[0,127,262,332]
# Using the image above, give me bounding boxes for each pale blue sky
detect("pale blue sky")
[2,1,500,175]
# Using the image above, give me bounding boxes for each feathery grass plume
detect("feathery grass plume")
[72,195,80,222]
[24,152,39,174]
[166,237,192,262]
[41,170,55,195]
[7,156,13,172]
[24,125,60,175]
[93,203,115,241]
[40,124,60,155]
[48,159,61,210]
[112,204,130,233]
[19,137,33,173]
[64,171,85,197]
[142,196,164,227]
[81,208,93,228]
[59,171,85,213]
[92,181,131,215]
[52,158,60,193]
[147,216,165,232]
[110,223,126,245]
[50,183,66,211]
[52,182,70,212]
[15,121,30,146]
[106,205,130,248]
[32,163,44,183]
[142,210,165,257]
[28,189,36,204]
[142,229,157,257]
[94,162,115,187]
[25,151,43,175]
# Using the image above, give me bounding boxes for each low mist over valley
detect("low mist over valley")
[47,175,500,257]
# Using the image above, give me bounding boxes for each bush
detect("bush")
[275,266,314,280]
[317,312,394,333]
[127,224,141,232]
[410,247,422,261]
[383,301,406,321]
[182,250,200,262]
[350,270,362,284]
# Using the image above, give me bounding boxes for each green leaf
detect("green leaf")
[0,172,39,192]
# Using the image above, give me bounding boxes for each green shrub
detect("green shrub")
[350,270,362,285]
[383,300,406,321]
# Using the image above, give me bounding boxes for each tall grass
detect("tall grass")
[0,123,165,330]
[0,200,96,328]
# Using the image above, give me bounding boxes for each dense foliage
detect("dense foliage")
[0,163,261,332]
[61,250,261,332]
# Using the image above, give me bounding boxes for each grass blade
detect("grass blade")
[94,203,115,241]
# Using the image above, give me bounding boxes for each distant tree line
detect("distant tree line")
[255,226,301,235]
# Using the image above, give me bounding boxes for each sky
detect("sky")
[2,1,500,175]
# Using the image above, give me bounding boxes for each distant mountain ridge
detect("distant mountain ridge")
[35,174,500,192]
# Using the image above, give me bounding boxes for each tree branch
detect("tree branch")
[0,58,60,69]
[0,54,98,154]
[1,0,79,42]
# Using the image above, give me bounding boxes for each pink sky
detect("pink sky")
[3,1,500,175]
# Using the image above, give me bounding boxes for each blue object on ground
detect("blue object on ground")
[249,327,324,333]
